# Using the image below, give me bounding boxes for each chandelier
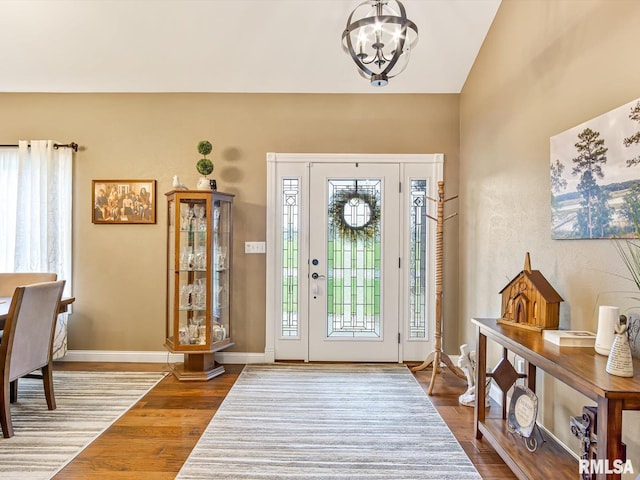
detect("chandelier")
[342,0,418,87]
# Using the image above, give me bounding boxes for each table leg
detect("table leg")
[474,329,487,440]
[527,360,536,393]
[502,347,508,420]
[596,396,624,480]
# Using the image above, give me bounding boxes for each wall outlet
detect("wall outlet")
[515,357,526,374]
[245,241,266,254]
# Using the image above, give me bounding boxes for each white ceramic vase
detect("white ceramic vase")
[196,176,211,190]
[595,305,618,356]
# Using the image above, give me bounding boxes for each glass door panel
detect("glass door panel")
[308,163,400,362]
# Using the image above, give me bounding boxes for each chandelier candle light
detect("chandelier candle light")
[342,0,418,86]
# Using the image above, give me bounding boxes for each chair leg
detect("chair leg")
[1,380,14,438]
[42,362,56,410]
[10,379,17,403]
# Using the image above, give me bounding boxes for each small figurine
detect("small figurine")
[172,175,187,190]
[606,315,634,377]
[457,344,490,407]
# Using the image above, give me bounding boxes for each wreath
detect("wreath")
[328,189,380,242]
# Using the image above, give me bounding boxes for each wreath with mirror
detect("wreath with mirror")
[328,189,380,242]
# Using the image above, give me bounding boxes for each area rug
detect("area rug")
[176,363,481,480]
[0,370,166,480]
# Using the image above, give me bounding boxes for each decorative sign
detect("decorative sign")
[508,385,538,437]
[507,385,543,452]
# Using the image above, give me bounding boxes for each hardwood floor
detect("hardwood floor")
[50,362,514,479]
[411,366,517,480]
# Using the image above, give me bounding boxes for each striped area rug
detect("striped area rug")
[0,370,165,480]
[177,363,481,480]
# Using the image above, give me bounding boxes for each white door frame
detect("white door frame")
[265,153,443,363]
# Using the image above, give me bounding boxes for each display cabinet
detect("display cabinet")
[165,189,234,380]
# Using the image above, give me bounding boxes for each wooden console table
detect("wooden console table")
[473,318,640,480]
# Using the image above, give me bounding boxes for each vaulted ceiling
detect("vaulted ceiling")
[0,0,501,94]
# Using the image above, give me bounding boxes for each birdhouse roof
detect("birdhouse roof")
[499,270,564,303]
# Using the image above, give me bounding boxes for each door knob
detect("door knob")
[311,272,325,280]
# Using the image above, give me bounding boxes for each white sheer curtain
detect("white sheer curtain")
[0,140,73,358]
[0,148,19,269]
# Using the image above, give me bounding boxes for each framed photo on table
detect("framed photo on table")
[507,385,543,452]
[92,179,156,224]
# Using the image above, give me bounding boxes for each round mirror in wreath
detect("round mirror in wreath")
[329,190,380,242]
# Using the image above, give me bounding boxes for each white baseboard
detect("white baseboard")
[59,350,269,364]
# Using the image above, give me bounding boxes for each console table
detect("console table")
[473,318,640,480]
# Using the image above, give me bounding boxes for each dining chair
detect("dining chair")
[0,280,65,438]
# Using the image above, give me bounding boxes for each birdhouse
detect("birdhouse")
[497,253,563,332]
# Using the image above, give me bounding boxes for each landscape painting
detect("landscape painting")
[551,98,640,239]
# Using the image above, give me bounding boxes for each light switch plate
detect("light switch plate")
[245,241,266,254]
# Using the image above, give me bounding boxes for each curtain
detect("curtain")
[0,148,19,270]
[0,140,73,358]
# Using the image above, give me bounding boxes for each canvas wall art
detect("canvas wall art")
[551,98,640,239]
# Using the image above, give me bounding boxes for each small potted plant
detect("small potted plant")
[196,140,214,190]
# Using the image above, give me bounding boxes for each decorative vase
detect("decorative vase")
[595,305,618,356]
[606,315,634,377]
[196,176,211,190]
[212,323,225,342]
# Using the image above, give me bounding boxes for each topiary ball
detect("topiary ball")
[197,140,213,156]
[196,158,214,176]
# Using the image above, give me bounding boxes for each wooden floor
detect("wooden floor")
[50,361,515,480]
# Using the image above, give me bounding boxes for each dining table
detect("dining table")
[0,296,75,330]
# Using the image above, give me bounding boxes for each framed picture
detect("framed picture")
[92,179,156,224]
[550,97,640,239]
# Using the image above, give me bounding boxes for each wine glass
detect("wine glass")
[195,247,206,270]
[180,284,193,310]
[194,278,206,309]
[187,207,195,231]
[180,203,189,230]
[196,205,206,231]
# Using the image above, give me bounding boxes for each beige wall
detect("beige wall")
[0,92,460,354]
[460,0,640,469]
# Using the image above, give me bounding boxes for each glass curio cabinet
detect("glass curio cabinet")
[165,189,233,380]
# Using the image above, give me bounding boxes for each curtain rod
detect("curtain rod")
[0,142,79,152]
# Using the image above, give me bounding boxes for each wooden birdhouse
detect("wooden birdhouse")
[497,253,563,332]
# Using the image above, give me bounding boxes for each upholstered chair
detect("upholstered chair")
[0,280,65,438]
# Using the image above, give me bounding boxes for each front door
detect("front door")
[308,163,400,361]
